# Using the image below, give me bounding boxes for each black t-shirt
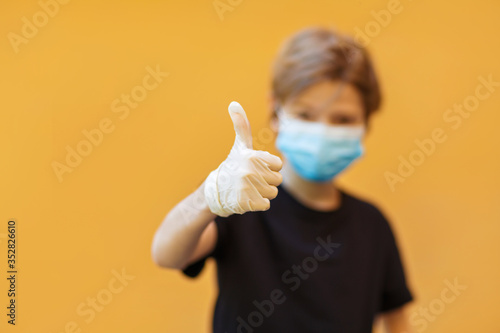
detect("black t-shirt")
[182,184,413,332]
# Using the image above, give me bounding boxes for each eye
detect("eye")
[296,111,312,120]
[331,115,357,124]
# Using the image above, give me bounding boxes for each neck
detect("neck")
[280,160,341,211]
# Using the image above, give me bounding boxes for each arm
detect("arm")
[151,101,281,271]
[151,180,217,270]
[380,304,414,333]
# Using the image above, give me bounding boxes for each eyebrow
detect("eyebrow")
[293,101,316,109]
[292,100,360,116]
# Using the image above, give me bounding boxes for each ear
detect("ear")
[267,91,275,116]
[267,92,279,133]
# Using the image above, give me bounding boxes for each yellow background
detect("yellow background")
[1,0,499,332]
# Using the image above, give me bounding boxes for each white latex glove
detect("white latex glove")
[204,101,283,217]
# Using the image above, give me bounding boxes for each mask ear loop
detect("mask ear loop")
[274,104,301,138]
[274,102,288,125]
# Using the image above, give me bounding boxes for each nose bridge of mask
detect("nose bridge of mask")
[323,123,365,140]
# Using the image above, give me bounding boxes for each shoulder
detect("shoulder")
[340,187,395,237]
[341,187,386,219]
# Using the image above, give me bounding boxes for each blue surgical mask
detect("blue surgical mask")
[275,110,365,182]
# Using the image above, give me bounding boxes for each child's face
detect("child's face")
[271,80,367,182]
[272,80,366,131]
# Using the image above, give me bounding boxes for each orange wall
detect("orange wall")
[1,0,499,332]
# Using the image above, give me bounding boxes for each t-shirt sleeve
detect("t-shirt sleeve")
[181,215,228,278]
[378,212,414,312]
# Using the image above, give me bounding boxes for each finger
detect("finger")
[262,170,283,187]
[245,173,279,200]
[259,184,279,200]
[250,196,271,212]
[254,150,283,172]
[228,101,253,150]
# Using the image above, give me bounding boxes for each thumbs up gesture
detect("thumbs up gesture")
[204,101,283,217]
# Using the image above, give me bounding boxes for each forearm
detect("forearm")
[382,305,414,333]
[151,180,215,269]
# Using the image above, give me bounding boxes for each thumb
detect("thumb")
[228,101,253,149]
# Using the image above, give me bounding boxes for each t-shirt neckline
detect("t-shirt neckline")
[277,183,347,216]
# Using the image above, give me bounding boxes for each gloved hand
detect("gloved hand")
[204,101,283,217]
